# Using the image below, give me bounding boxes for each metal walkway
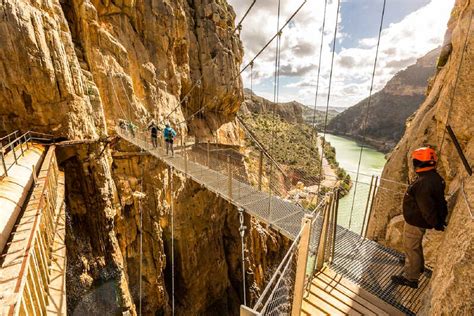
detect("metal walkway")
[117,127,430,315]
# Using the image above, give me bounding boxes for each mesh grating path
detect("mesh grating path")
[117,128,430,315]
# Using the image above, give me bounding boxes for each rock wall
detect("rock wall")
[0,0,243,138]
[367,0,473,314]
[0,0,279,314]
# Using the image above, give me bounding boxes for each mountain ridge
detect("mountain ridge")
[327,47,441,153]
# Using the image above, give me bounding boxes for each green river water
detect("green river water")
[323,134,387,234]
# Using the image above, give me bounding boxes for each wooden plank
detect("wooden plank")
[307,284,362,316]
[322,269,405,316]
[311,276,377,316]
[301,296,330,316]
[303,291,346,316]
[312,275,378,316]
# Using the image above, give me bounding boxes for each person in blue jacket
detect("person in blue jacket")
[163,123,177,156]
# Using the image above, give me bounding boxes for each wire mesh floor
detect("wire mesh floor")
[117,129,430,315]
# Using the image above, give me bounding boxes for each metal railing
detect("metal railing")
[1,146,62,316]
[0,131,54,178]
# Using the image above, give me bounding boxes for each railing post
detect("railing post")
[361,175,375,236]
[207,140,211,167]
[11,143,17,164]
[316,193,333,271]
[329,189,339,264]
[240,305,259,316]
[257,150,263,191]
[227,155,232,200]
[19,135,24,157]
[364,176,379,238]
[291,214,314,316]
[32,164,37,184]
[1,149,8,177]
[184,151,188,175]
[25,133,30,149]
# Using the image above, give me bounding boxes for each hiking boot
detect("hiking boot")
[391,275,418,288]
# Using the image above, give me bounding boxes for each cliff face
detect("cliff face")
[0,0,243,138]
[367,1,473,314]
[0,0,284,314]
[327,48,440,152]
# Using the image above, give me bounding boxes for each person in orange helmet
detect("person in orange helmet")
[391,146,448,288]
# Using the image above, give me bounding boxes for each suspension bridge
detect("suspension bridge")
[115,121,431,316]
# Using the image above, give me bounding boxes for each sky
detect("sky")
[227,0,455,108]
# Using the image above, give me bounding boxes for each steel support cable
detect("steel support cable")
[461,178,474,219]
[233,0,257,33]
[239,1,307,76]
[438,10,473,155]
[170,167,175,315]
[238,208,248,305]
[310,0,329,204]
[138,1,308,131]
[139,152,144,316]
[109,73,131,122]
[310,0,329,137]
[314,0,341,202]
[348,0,386,229]
[268,0,282,220]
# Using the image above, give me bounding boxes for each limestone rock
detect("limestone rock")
[367,1,474,313]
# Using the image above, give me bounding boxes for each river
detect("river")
[323,134,387,234]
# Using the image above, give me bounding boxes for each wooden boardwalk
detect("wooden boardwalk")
[302,268,404,316]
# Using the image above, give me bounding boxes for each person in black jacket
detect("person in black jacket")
[391,146,448,288]
[147,119,161,148]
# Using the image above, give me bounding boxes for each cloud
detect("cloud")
[229,0,454,107]
[338,56,356,68]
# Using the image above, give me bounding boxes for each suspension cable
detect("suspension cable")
[348,0,387,229]
[313,0,341,203]
[268,0,282,219]
[438,10,473,155]
[233,0,257,33]
[238,208,247,305]
[170,167,175,315]
[139,153,144,315]
[310,0,329,202]
[310,0,329,137]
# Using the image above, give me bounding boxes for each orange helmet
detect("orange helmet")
[412,147,437,172]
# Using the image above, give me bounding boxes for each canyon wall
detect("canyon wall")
[0,0,243,138]
[367,0,473,314]
[0,0,286,314]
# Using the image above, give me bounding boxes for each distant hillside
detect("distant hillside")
[327,47,440,152]
[240,89,305,123]
[240,89,337,128]
[299,104,339,128]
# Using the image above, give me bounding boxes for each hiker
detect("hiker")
[147,120,161,148]
[391,146,448,288]
[163,123,177,156]
[127,121,136,137]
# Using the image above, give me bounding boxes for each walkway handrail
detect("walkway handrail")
[1,146,61,316]
[0,130,19,144]
[0,131,54,177]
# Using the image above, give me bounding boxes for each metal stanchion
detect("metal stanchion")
[258,150,263,191]
[227,155,232,200]
[1,149,8,177]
